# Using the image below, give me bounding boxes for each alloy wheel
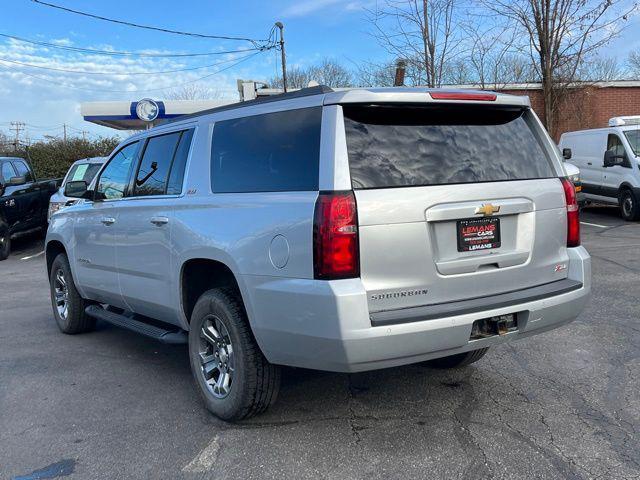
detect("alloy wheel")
[54,269,69,321]
[199,315,234,399]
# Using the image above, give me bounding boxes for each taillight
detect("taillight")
[313,191,359,279]
[561,178,580,247]
[429,91,497,101]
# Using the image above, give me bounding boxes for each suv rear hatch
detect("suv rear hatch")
[341,102,569,314]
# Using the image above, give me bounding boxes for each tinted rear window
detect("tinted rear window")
[211,107,321,193]
[343,105,555,189]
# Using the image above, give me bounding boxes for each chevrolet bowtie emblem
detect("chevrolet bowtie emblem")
[475,204,500,216]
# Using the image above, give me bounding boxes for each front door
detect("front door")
[73,141,140,305]
[116,129,192,325]
[1,161,20,227]
[602,133,630,199]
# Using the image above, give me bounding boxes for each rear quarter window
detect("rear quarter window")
[210,107,322,193]
[343,105,555,189]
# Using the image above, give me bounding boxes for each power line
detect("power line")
[0,33,267,58]
[10,122,25,151]
[0,51,274,76]
[31,0,268,46]
[0,50,263,94]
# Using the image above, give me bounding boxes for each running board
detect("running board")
[85,305,187,344]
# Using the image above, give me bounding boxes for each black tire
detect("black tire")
[188,288,280,421]
[49,253,96,334]
[0,220,10,261]
[619,189,640,221]
[428,348,489,369]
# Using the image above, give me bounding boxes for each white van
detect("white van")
[559,116,640,220]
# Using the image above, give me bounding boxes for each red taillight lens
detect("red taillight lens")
[314,191,359,279]
[429,91,497,101]
[561,178,580,247]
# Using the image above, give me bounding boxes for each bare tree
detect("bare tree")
[578,56,626,81]
[482,0,637,135]
[440,58,474,85]
[307,59,353,87]
[164,83,221,100]
[367,0,462,87]
[269,59,353,89]
[354,61,397,87]
[268,65,312,89]
[629,49,640,78]
[497,55,538,84]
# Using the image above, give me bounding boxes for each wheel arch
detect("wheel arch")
[618,182,635,196]
[45,240,67,277]
[179,256,255,332]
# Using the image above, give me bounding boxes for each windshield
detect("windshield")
[343,105,555,189]
[64,162,102,186]
[624,129,640,156]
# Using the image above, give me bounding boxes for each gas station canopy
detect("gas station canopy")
[80,81,287,130]
[80,98,232,130]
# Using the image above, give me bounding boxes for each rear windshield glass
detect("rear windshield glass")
[65,163,102,185]
[343,105,555,189]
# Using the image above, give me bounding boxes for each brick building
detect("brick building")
[492,80,640,141]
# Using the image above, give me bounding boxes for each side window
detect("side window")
[166,129,194,195]
[607,134,626,158]
[96,142,139,200]
[12,161,34,182]
[1,162,16,182]
[210,107,322,193]
[133,131,182,197]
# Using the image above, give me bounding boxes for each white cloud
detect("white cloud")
[282,0,370,18]
[50,38,73,46]
[0,37,274,140]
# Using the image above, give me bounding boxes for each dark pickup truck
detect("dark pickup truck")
[1,157,60,260]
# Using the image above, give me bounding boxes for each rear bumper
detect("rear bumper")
[244,246,591,372]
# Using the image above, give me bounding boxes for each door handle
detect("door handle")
[150,216,169,226]
[101,217,116,226]
[587,162,592,165]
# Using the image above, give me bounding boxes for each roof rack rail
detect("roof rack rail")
[169,85,334,123]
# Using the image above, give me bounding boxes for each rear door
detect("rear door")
[11,160,43,228]
[341,103,569,313]
[562,132,604,196]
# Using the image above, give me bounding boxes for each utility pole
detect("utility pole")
[82,130,89,141]
[63,124,67,144]
[10,121,25,151]
[275,22,287,93]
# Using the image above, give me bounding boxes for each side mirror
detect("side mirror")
[562,148,572,160]
[8,175,26,186]
[64,180,92,199]
[603,150,625,168]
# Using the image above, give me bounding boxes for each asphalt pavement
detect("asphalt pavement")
[1,206,639,479]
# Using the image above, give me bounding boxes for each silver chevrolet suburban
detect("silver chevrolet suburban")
[45,86,591,420]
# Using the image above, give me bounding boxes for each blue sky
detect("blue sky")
[0,0,639,141]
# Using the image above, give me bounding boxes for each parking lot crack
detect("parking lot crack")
[346,375,363,444]
[450,378,495,479]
